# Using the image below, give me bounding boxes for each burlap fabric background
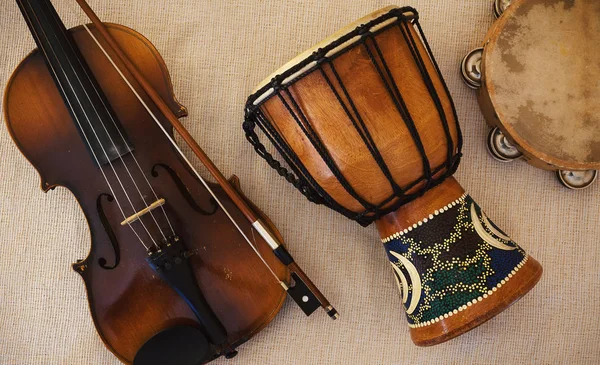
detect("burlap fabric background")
[1,1,598,364]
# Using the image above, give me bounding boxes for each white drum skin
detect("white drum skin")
[477,0,600,172]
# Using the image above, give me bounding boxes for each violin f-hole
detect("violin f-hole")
[96,193,121,270]
[151,164,218,215]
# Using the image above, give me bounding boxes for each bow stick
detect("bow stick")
[74,0,338,319]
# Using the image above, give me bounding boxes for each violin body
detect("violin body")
[4,22,287,363]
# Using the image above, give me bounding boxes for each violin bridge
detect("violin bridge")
[121,198,166,226]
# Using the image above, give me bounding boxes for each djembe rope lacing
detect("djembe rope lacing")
[243,7,462,226]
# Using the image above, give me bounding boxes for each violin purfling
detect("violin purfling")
[4,0,336,363]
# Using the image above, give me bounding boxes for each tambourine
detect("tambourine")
[461,0,600,189]
[244,6,542,346]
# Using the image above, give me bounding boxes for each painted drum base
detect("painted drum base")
[376,177,542,346]
[410,255,541,346]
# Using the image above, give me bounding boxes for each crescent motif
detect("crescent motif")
[390,262,409,304]
[470,203,515,251]
[389,251,422,314]
[482,213,512,241]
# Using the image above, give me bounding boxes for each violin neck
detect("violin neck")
[15,0,133,167]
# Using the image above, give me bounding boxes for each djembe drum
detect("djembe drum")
[461,0,600,189]
[243,6,542,346]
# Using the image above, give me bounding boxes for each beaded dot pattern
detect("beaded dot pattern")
[382,194,526,328]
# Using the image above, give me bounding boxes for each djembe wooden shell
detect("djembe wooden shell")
[244,6,542,346]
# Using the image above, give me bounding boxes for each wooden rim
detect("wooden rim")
[479,0,600,170]
[410,255,542,346]
[252,5,403,94]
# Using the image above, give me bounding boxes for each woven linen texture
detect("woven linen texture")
[0,1,598,364]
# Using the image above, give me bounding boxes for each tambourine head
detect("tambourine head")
[478,0,600,173]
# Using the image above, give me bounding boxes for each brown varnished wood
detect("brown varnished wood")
[258,21,459,213]
[249,6,542,347]
[229,175,285,244]
[77,0,257,223]
[76,0,334,314]
[4,23,288,363]
[375,177,464,238]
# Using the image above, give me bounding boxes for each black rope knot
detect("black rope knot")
[312,47,327,62]
[241,7,462,227]
[357,24,370,36]
[242,120,254,133]
[270,75,284,90]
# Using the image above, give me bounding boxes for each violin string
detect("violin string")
[34,4,163,250]
[36,10,162,250]
[45,3,177,242]
[22,1,151,250]
[82,24,283,284]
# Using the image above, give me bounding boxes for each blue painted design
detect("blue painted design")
[384,195,526,327]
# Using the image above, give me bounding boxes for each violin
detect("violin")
[4,0,337,363]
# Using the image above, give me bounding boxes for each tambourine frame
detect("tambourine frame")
[476,0,600,172]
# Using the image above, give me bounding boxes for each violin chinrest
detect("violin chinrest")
[133,326,209,365]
